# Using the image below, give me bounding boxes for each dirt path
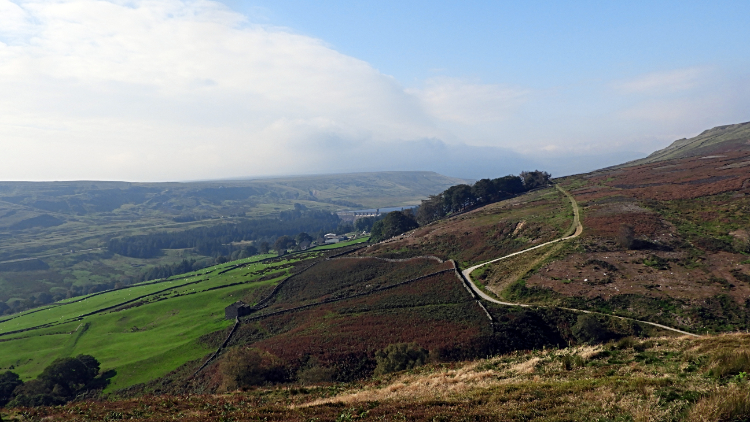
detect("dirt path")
[461,185,699,338]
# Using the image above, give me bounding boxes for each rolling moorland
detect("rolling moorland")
[0,171,467,316]
[1,121,750,420]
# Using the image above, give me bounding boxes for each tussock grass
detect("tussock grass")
[292,334,750,420]
[706,350,750,379]
[688,384,750,422]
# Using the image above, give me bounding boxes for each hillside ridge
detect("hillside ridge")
[618,120,750,167]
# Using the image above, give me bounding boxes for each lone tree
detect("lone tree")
[370,211,419,242]
[273,236,295,254]
[295,232,313,245]
[37,355,100,398]
[520,170,552,190]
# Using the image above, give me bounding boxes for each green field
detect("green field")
[0,239,366,391]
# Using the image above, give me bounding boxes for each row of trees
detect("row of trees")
[415,171,551,225]
[367,171,551,242]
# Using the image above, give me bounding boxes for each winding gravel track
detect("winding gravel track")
[461,185,699,338]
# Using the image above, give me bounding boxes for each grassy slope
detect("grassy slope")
[0,240,365,390]
[6,333,750,421]
[356,187,572,268]
[618,120,750,167]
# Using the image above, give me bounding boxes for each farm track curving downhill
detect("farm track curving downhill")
[461,185,699,338]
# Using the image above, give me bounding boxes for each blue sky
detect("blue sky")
[0,0,748,181]
[221,1,749,87]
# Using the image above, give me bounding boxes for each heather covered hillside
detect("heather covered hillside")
[621,121,750,166]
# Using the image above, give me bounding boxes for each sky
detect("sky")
[0,0,748,181]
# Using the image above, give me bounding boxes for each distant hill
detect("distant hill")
[0,171,469,312]
[0,171,469,223]
[620,120,750,167]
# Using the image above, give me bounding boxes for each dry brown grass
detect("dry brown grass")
[296,360,501,407]
[687,384,750,422]
[292,334,750,420]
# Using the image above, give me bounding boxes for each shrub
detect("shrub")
[694,237,733,252]
[731,230,750,253]
[219,348,287,391]
[561,354,585,370]
[633,340,653,352]
[373,343,429,376]
[642,255,670,270]
[611,336,637,350]
[572,314,612,345]
[296,357,336,385]
[6,380,65,408]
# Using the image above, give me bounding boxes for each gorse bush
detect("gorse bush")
[374,343,429,376]
[219,348,287,391]
[560,354,585,370]
[572,314,612,345]
[612,336,637,350]
[296,358,336,385]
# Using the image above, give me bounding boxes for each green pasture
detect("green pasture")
[0,248,342,390]
[0,254,282,333]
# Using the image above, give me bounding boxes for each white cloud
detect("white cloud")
[0,0,746,182]
[614,67,708,94]
[0,0,32,37]
[409,77,529,125]
[0,0,450,181]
